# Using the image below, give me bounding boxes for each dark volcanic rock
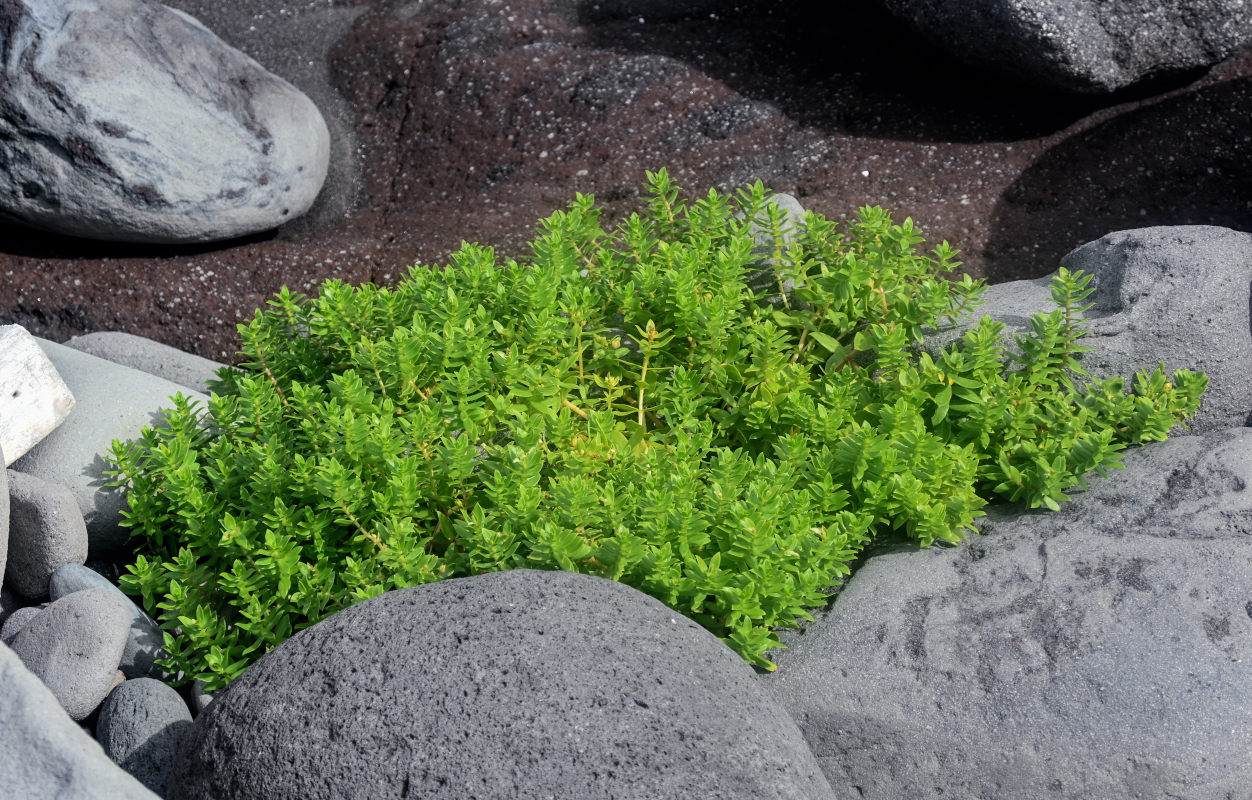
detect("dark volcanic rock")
[882,0,1252,93]
[0,0,329,243]
[763,427,1252,799]
[168,569,833,800]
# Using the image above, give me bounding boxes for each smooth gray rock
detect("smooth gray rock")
[13,338,209,557]
[4,469,89,599]
[0,0,330,243]
[922,226,1252,435]
[65,331,229,395]
[168,569,833,800]
[0,604,42,645]
[10,587,133,721]
[0,643,162,800]
[881,0,1252,93]
[0,442,7,583]
[98,678,193,797]
[51,563,171,680]
[763,427,1252,799]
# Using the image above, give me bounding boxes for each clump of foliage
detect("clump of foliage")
[106,170,1206,690]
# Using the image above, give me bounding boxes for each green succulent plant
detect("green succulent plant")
[106,169,1206,691]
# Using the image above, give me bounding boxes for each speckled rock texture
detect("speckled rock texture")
[881,0,1252,93]
[0,642,162,800]
[921,225,1252,435]
[762,427,1252,799]
[0,0,330,243]
[9,587,133,721]
[97,678,194,796]
[168,569,834,800]
[4,468,89,599]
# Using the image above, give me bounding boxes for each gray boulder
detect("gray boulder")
[4,469,89,599]
[51,564,171,680]
[881,0,1252,93]
[168,569,833,800]
[65,331,230,395]
[98,678,193,796]
[922,226,1252,435]
[13,338,209,557]
[10,587,133,721]
[0,0,329,243]
[763,427,1252,799]
[0,604,42,645]
[0,443,7,583]
[0,643,162,800]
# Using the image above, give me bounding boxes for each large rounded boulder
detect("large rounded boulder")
[0,0,329,243]
[168,569,833,800]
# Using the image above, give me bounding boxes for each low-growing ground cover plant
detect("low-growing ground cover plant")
[107,170,1207,691]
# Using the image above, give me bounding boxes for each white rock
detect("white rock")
[0,325,74,467]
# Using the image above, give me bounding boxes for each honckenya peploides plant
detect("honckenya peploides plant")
[106,169,1207,691]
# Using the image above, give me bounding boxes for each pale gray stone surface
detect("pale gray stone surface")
[763,428,1252,799]
[0,326,75,466]
[65,331,229,395]
[98,678,193,796]
[0,605,42,645]
[13,338,208,557]
[51,564,171,680]
[881,0,1252,93]
[0,0,330,243]
[921,225,1252,435]
[0,443,7,584]
[0,642,162,799]
[9,587,133,721]
[4,469,89,599]
[169,570,833,800]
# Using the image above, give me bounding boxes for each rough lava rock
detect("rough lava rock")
[921,225,1252,435]
[0,0,330,243]
[9,586,133,721]
[0,643,162,800]
[168,569,833,800]
[881,0,1252,93]
[762,427,1252,799]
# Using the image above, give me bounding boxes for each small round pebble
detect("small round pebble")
[98,678,193,796]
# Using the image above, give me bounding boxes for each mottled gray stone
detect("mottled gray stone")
[98,678,193,797]
[169,570,832,800]
[0,0,329,243]
[763,427,1252,799]
[0,642,162,799]
[881,0,1252,93]
[0,604,42,645]
[64,331,230,395]
[10,587,133,721]
[921,225,1252,435]
[13,338,209,557]
[4,469,89,599]
[51,563,171,680]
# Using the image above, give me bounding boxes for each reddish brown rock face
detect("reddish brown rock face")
[2,0,1250,363]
